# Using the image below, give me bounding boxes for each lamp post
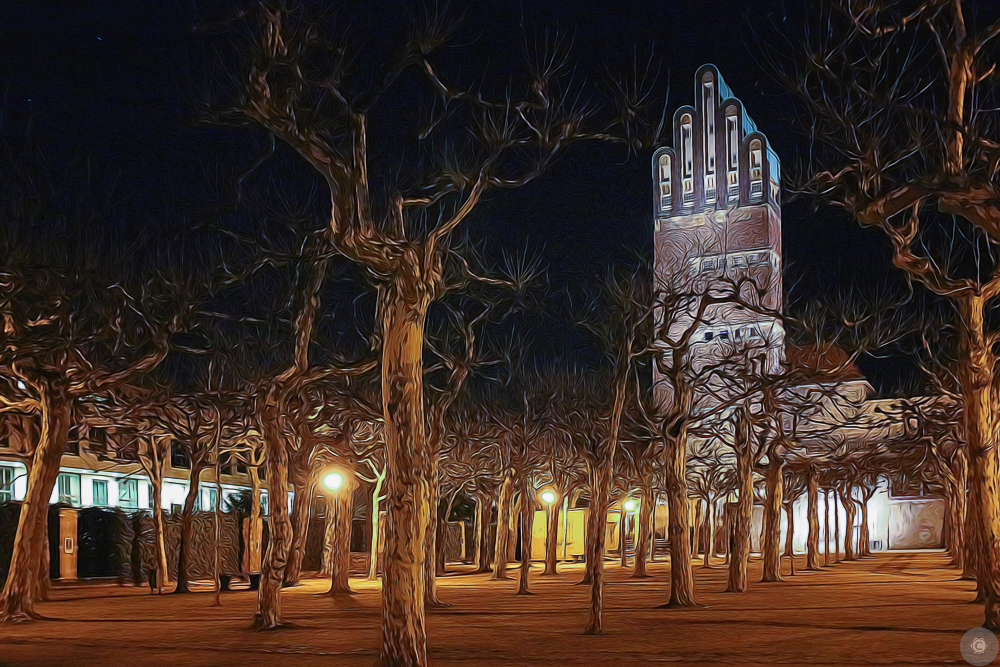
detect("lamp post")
[322,468,352,596]
[540,489,560,575]
[620,499,637,567]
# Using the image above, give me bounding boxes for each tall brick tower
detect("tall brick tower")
[652,65,783,383]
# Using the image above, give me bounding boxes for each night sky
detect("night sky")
[0,0,940,398]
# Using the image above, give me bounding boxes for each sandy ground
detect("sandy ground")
[0,551,985,666]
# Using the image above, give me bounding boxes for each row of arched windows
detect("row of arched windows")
[658,125,764,212]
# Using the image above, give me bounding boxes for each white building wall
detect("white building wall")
[780,478,891,554]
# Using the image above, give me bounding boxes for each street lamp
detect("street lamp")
[623,499,637,512]
[540,490,556,505]
[323,471,345,492]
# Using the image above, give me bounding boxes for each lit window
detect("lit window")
[727,108,739,171]
[658,154,672,210]
[703,77,715,176]
[0,466,14,502]
[119,479,138,509]
[57,473,81,507]
[681,114,693,178]
[750,139,763,199]
[719,331,729,340]
[93,479,108,506]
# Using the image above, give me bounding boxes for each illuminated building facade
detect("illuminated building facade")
[652,64,783,375]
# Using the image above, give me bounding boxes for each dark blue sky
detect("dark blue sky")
[0,0,932,396]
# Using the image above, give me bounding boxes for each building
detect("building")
[0,419,268,514]
[652,64,783,377]
[651,66,944,555]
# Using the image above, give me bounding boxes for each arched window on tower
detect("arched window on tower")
[749,139,763,200]
[658,154,672,212]
[726,106,739,201]
[681,113,694,207]
[702,75,716,204]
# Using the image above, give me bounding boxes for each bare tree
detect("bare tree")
[207,3,632,657]
[763,0,1000,626]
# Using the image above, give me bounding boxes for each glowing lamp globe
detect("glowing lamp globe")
[623,499,637,512]
[541,491,556,504]
[323,472,344,492]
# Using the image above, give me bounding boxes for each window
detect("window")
[719,331,729,340]
[749,139,763,199]
[171,442,190,469]
[205,487,218,512]
[700,258,715,272]
[681,113,694,207]
[57,473,81,506]
[0,466,14,502]
[147,482,155,508]
[92,479,108,506]
[731,255,747,269]
[170,503,182,514]
[64,426,79,455]
[727,109,739,171]
[119,479,138,509]
[748,252,768,266]
[680,115,693,177]
[703,331,714,341]
[236,462,248,475]
[261,493,269,516]
[658,154,672,210]
[703,78,715,176]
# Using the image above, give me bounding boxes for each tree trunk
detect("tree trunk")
[649,494,658,563]
[702,498,714,568]
[949,448,967,571]
[839,486,856,561]
[324,486,354,596]
[761,460,784,582]
[423,460,445,608]
[174,463,207,595]
[251,397,293,630]
[663,430,697,607]
[783,502,795,576]
[726,432,753,594]
[474,493,494,574]
[832,490,840,563]
[491,471,514,581]
[248,468,263,576]
[858,492,871,557]
[367,476,384,581]
[516,479,535,595]
[543,494,561,576]
[827,489,837,564]
[632,484,653,579]
[377,289,430,667]
[284,477,313,587]
[619,506,629,568]
[0,387,71,623]
[584,459,612,634]
[151,477,169,593]
[805,467,821,570]
[691,500,703,559]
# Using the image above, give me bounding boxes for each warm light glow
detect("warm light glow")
[623,499,637,512]
[541,490,556,504]
[323,472,344,491]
